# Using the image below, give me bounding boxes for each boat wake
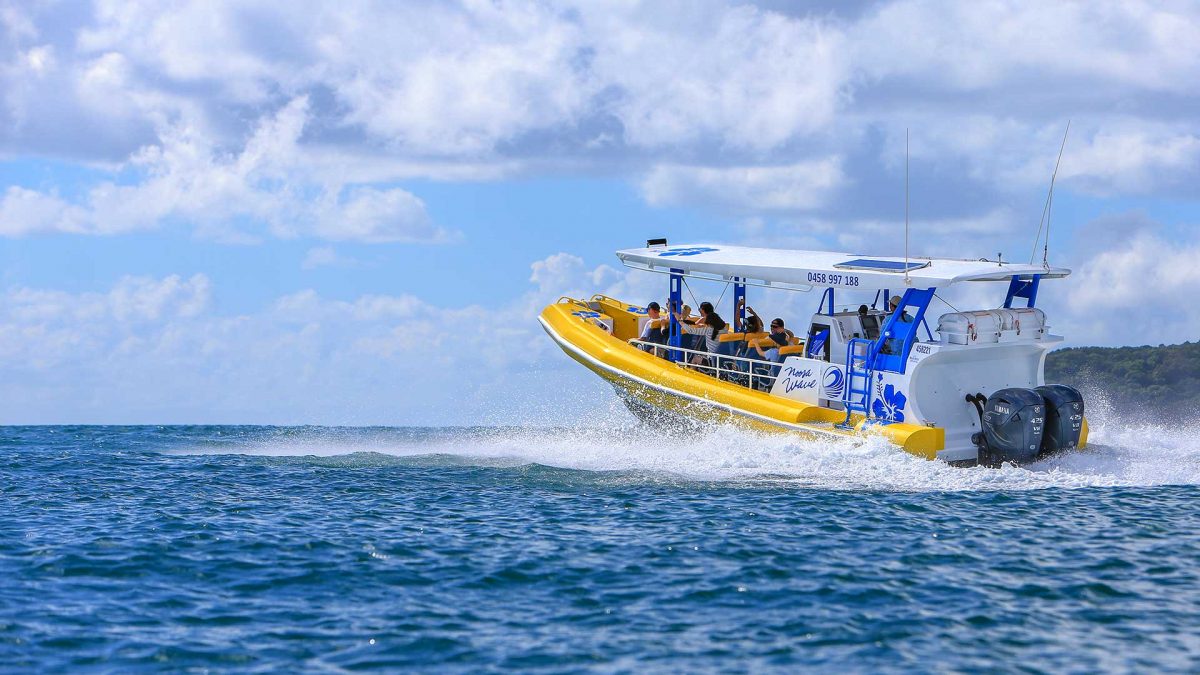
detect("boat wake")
[183,395,1200,492]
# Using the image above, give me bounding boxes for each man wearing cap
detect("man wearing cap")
[630,302,667,350]
[752,317,795,363]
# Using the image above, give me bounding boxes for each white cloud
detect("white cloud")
[1054,131,1200,195]
[584,3,848,150]
[1,97,455,243]
[854,1,1200,93]
[0,186,87,236]
[0,251,670,423]
[815,209,1023,258]
[302,246,361,270]
[107,274,211,322]
[641,158,845,212]
[529,253,620,296]
[314,186,446,244]
[1059,229,1200,344]
[1,0,1198,230]
[327,2,593,156]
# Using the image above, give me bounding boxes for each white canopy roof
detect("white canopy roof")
[616,244,1069,291]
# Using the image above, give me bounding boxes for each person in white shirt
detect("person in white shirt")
[629,302,666,351]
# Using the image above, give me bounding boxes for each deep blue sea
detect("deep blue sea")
[3,422,1200,672]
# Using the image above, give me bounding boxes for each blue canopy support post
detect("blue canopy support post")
[819,287,835,316]
[873,289,892,310]
[1004,274,1041,308]
[732,277,746,330]
[668,268,684,362]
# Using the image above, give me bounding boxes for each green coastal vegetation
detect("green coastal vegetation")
[1046,341,1200,420]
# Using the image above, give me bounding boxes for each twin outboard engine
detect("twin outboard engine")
[967,384,1085,467]
[1035,384,1086,455]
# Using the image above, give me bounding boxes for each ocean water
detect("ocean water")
[3,416,1200,672]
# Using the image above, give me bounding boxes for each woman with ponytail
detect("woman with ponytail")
[673,301,727,366]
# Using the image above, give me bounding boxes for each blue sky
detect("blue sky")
[2,0,1199,424]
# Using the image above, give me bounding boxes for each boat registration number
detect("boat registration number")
[807,272,860,286]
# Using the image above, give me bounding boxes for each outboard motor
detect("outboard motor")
[971,388,1046,466]
[1035,384,1085,455]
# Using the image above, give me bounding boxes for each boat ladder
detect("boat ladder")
[838,338,874,429]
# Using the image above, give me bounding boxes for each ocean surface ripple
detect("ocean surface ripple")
[3,423,1200,672]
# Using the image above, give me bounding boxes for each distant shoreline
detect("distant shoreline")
[1047,341,1199,421]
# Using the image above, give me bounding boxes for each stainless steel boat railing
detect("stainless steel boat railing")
[628,339,781,392]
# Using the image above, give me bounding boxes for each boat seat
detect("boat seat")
[742,331,769,342]
[718,332,746,343]
[778,345,804,356]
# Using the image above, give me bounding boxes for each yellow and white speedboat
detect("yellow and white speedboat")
[539,242,1088,466]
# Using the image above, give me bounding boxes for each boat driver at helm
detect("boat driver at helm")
[889,295,914,323]
[880,295,914,355]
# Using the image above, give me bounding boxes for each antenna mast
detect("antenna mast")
[904,128,910,285]
[1031,120,1071,266]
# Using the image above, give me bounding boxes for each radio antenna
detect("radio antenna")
[904,128,910,284]
[1031,120,1070,266]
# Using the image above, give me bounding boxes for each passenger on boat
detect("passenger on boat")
[890,295,913,323]
[673,301,727,366]
[767,317,794,346]
[674,302,699,349]
[880,296,913,355]
[733,299,760,333]
[739,299,768,331]
[741,313,763,335]
[751,317,795,363]
[729,313,763,360]
[629,301,666,350]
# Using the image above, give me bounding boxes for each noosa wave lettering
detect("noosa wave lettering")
[781,367,817,393]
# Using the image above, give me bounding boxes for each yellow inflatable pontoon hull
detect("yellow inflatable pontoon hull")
[539,300,946,459]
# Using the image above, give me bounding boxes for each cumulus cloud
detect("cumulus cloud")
[641,158,845,213]
[301,246,362,270]
[583,3,847,151]
[853,0,1200,94]
[1054,227,1200,346]
[0,273,211,374]
[0,253,654,423]
[1,0,1199,233]
[0,187,87,236]
[0,97,454,242]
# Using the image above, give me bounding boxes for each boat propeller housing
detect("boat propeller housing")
[969,385,1085,467]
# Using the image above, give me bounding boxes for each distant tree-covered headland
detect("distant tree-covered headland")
[1045,342,1200,421]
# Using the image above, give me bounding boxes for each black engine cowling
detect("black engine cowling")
[1035,384,1085,455]
[975,388,1045,466]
